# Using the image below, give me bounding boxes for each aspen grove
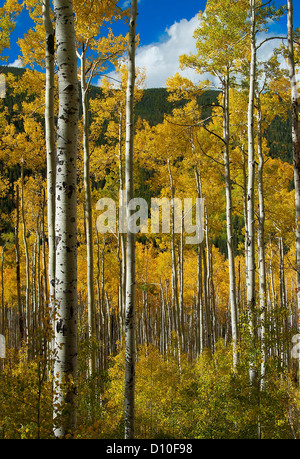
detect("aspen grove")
[1,0,300,440]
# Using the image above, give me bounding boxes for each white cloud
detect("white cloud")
[103,14,200,89]
[257,32,286,62]
[135,15,199,88]
[102,16,291,90]
[8,59,23,68]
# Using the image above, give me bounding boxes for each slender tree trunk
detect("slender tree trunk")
[279,237,288,368]
[20,164,30,344]
[205,209,216,351]
[256,91,267,391]
[42,0,56,315]
[124,0,137,440]
[42,189,49,310]
[95,226,103,372]
[242,146,248,287]
[101,239,107,370]
[195,166,204,356]
[53,0,79,439]
[287,0,300,385]
[247,0,257,385]
[80,51,96,376]
[179,213,185,351]
[15,184,24,344]
[223,71,238,369]
[1,244,6,337]
[167,159,182,367]
[118,107,126,344]
[202,242,211,350]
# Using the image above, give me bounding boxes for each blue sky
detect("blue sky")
[3,0,300,88]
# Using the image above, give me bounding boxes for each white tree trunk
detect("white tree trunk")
[118,107,126,344]
[53,0,79,439]
[256,91,266,391]
[223,71,238,369]
[20,164,29,343]
[42,0,56,313]
[287,0,300,385]
[80,51,96,376]
[124,0,137,440]
[247,0,257,385]
[15,184,24,343]
[195,166,204,356]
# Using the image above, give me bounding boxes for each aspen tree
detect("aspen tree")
[195,166,204,356]
[52,0,79,439]
[20,163,30,343]
[247,0,257,386]
[75,0,127,375]
[254,60,286,389]
[42,0,56,320]
[256,90,266,390]
[90,68,144,349]
[246,0,286,385]
[180,0,249,368]
[14,184,24,344]
[223,71,238,368]
[124,0,137,440]
[287,0,300,381]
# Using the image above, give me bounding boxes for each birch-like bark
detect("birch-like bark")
[223,71,238,369]
[20,164,29,343]
[15,184,24,344]
[256,91,266,390]
[118,107,126,344]
[179,212,185,351]
[42,189,49,309]
[53,0,79,439]
[279,237,287,368]
[195,167,204,356]
[80,51,96,376]
[1,244,6,337]
[287,0,300,384]
[247,0,257,385]
[124,0,137,440]
[242,147,249,282]
[42,0,56,314]
[167,159,183,367]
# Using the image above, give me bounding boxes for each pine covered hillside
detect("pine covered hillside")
[0,67,293,258]
[135,87,293,162]
[1,66,293,162]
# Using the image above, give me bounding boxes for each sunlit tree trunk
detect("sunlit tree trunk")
[20,163,29,344]
[42,189,49,310]
[223,71,238,369]
[256,91,266,390]
[178,211,184,350]
[195,165,204,356]
[53,0,79,439]
[124,0,137,440]
[167,159,182,367]
[247,0,257,385]
[80,50,96,377]
[42,0,56,315]
[118,107,126,344]
[15,184,24,344]
[1,244,6,337]
[287,0,300,385]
